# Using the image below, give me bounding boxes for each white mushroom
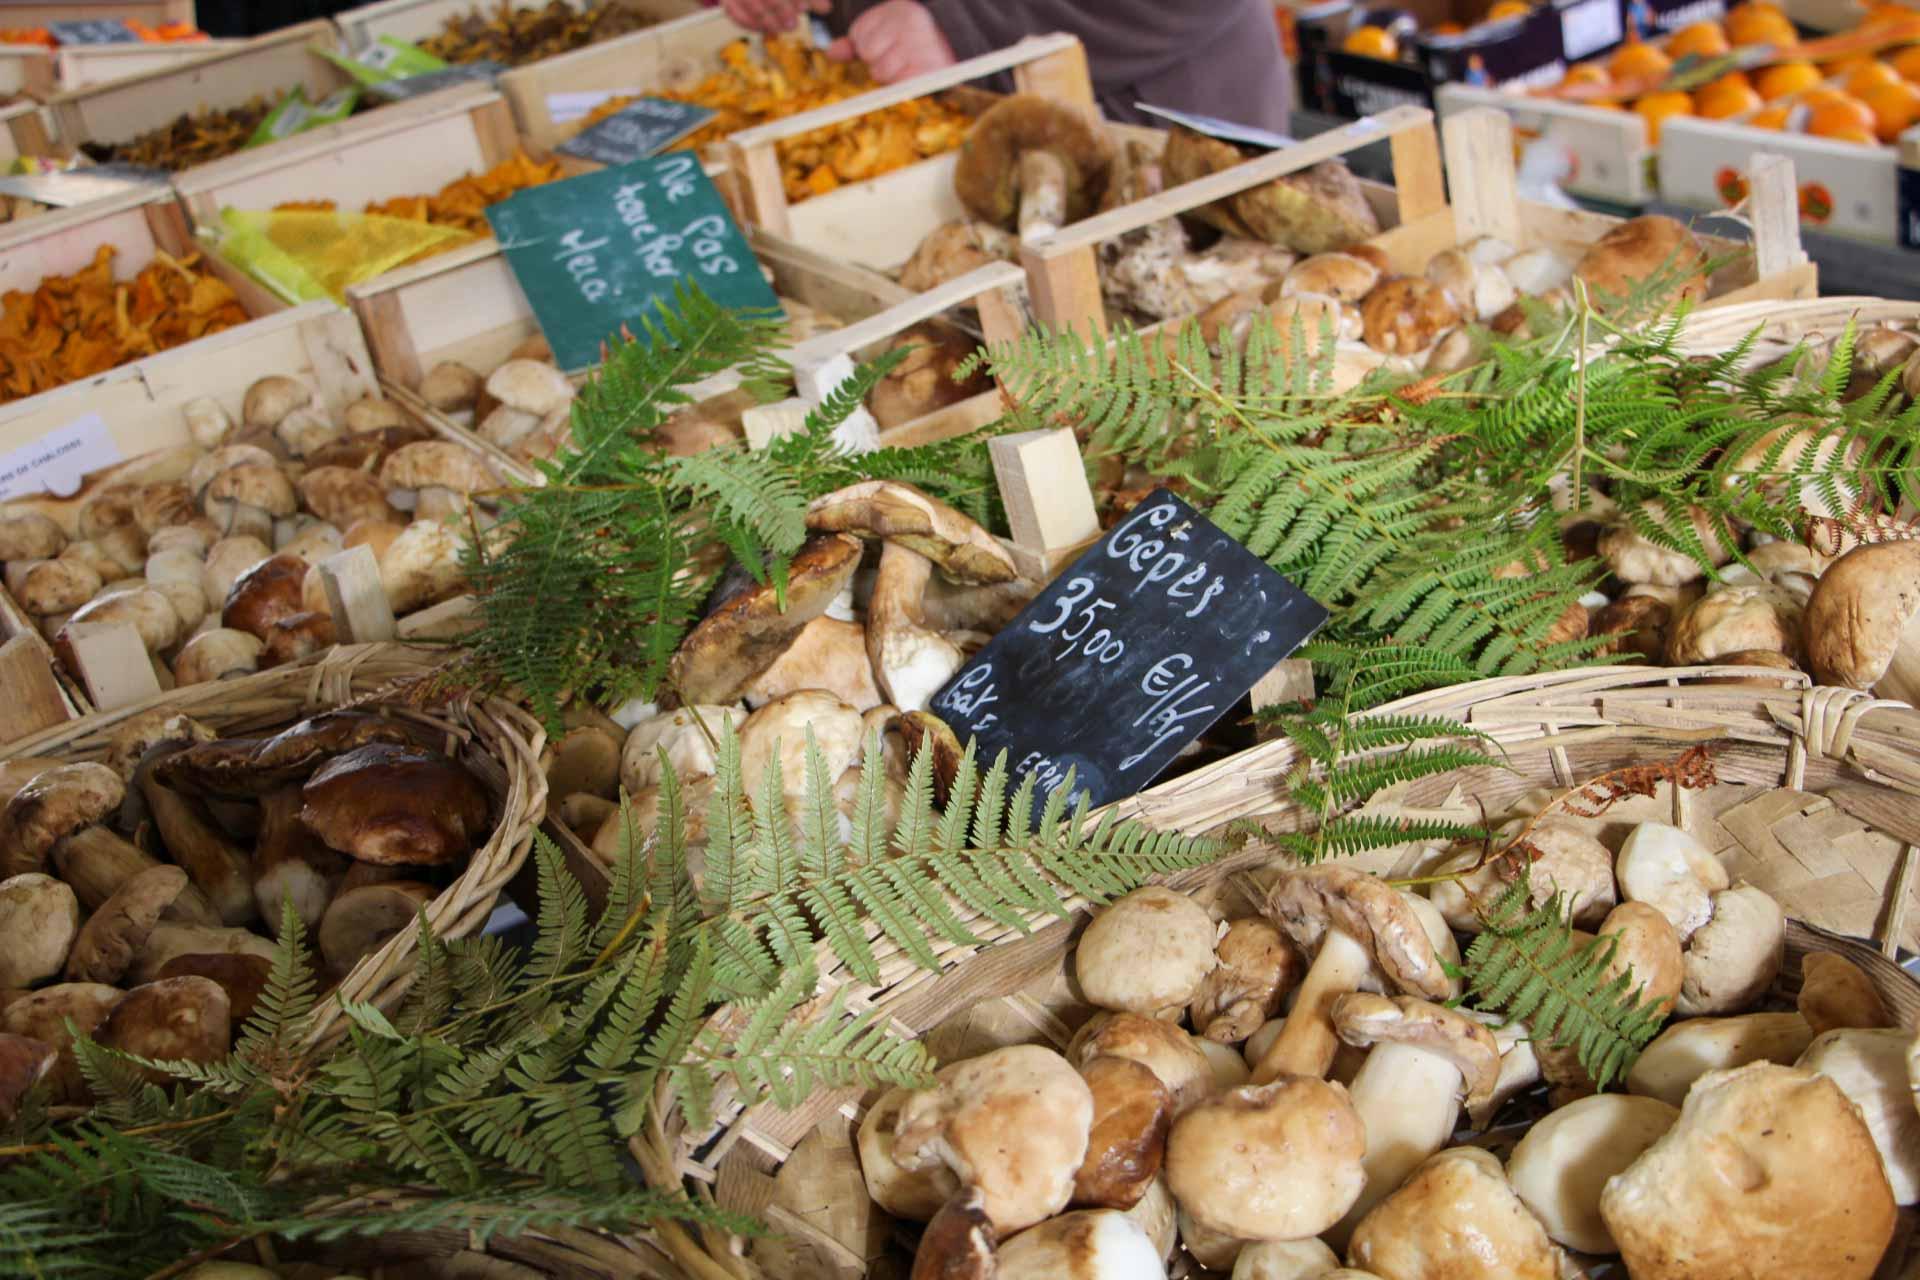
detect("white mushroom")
[1614,822,1728,942]
[996,1210,1166,1279]
[1506,1092,1679,1253]
[1075,886,1218,1019]
[619,706,742,795]
[1626,1012,1814,1106]
[1796,1028,1920,1205]
[1677,882,1785,1016]
[867,542,964,712]
[181,397,233,449]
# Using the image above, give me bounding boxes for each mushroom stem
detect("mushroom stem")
[1251,928,1372,1084]
[140,767,253,926]
[868,542,964,713]
[1017,150,1070,241]
[1885,612,1920,703]
[53,826,217,925]
[416,486,466,524]
[1326,1042,1463,1250]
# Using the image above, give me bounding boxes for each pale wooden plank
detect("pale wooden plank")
[63,621,159,712]
[318,545,397,644]
[0,634,74,745]
[1440,107,1522,246]
[988,427,1097,580]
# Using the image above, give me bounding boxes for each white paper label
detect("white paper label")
[1561,0,1624,61]
[546,89,642,125]
[0,413,123,501]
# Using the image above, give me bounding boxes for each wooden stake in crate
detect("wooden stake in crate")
[318,545,397,645]
[61,620,160,712]
[987,426,1098,581]
[721,33,1097,240]
[0,633,74,745]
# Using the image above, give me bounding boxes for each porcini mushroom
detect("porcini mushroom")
[1190,917,1299,1043]
[911,1187,997,1280]
[156,952,271,1026]
[1359,278,1460,356]
[1626,1011,1814,1106]
[0,983,122,1101]
[1594,899,1684,1019]
[1327,993,1500,1242]
[740,616,883,711]
[1601,1063,1896,1279]
[1596,503,1733,586]
[1429,817,1615,933]
[1505,1092,1679,1253]
[1614,821,1728,942]
[892,1043,1093,1235]
[242,375,313,428]
[0,873,80,987]
[1798,951,1892,1035]
[379,441,496,523]
[1804,541,1920,702]
[300,744,490,866]
[253,786,346,930]
[203,463,297,543]
[620,706,741,795]
[173,629,264,685]
[1347,1146,1564,1280]
[668,533,863,705]
[379,519,468,614]
[1069,1012,1215,1115]
[1164,1076,1366,1241]
[0,1033,55,1122]
[221,552,308,641]
[1796,1028,1920,1204]
[99,975,230,1075]
[318,881,437,974]
[139,751,254,924]
[1,762,126,879]
[1571,215,1708,312]
[1232,1239,1341,1280]
[1075,885,1218,1020]
[299,467,399,530]
[996,1209,1166,1280]
[1677,881,1784,1015]
[1665,584,1801,665]
[735,689,865,804]
[858,1085,961,1220]
[0,512,66,561]
[64,865,189,984]
[1252,865,1455,1084]
[130,922,277,985]
[202,535,271,607]
[419,362,482,414]
[805,481,1018,586]
[1074,1055,1174,1210]
[953,94,1114,241]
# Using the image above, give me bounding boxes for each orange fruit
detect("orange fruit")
[1634,89,1695,141]
[1747,103,1796,127]
[1843,58,1904,96]
[1610,38,1674,82]
[1485,0,1531,19]
[1862,77,1920,139]
[1428,20,1465,34]
[1802,86,1875,120]
[1342,25,1400,57]
[1806,93,1880,138]
[1696,74,1764,116]
[1668,20,1731,57]
[1893,44,1920,82]
[1563,62,1611,88]
[1755,59,1822,99]
[1725,7,1798,45]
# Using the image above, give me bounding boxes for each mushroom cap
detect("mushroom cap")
[130,922,276,985]
[261,611,336,668]
[20,558,102,614]
[620,705,742,794]
[1430,817,1616,934]
[1572,215,1708,311]
[1075,885,1218,1019]
[1615,821,1727,942]
[132,482,195,535]
[1348,1146,1563,1280]
[1069,1012,1216,1114]
[893,1043,1094,1236]
[1162,128,1378,252]
[204,462,298,519]
[1190,917,1300,1044]
[912,1186,997,1280]
[242,375,313,428]
[1665,583,1800,665]
[953,95,1113,229]
[64,865,189,984]
[60,586,180,654]
[187,445,279,499]
[173,628,264,686]
[1332,993,1501,1110]
[0,512,66,560]
[155,951,272,1027]
[807,481,1016,585]
[1074,1055,1174,1210]
[419,362,482,413]
[858,1084,962,1221]
[1165,1076,1365,1240]
[1596,900,1684,1019]
[668,533,863,705]
[379,518,468,614]
[1804,542,1920,695]
[379,441,497,499]
[0,983,121,1102]
[1677,882,1784,1016]
[740,615,884,712]
[1597,503,1733,586]
[221,552,309,639]
[274,407,342,458]
[158,712,421,797]
[486,358,575,416]
[1281,252,1380,302]
[1506,1092,1679,1254]
[1797,1027,1920,1204]
[0,873,81,987]
[996,1209,1165,1280]
[0,1032,56,1122]
[1601,1062,1895,1278]
[735,689,866,802]
[300,743,490,866]
[1265,865,1451,1000]
[307,423,435,471]
[317,880,437,974]
[1,762,123,877]
[298,466,399,529]
[1626,1011,1814,1106]
[1359,277,1460,356]
[1798,951,1892,1036]
[98,975,231,1069]
[1231,1238,1340,1280]
[202,534,271,606]
[339,396,409,434]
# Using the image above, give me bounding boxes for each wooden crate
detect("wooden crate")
[49,36,242,92]
[1436,81,1653,206]
[333,0,700,55]
[0,97,52,160]
[0,43,55,99]
[1659,116,1920,245]
[168,84,521,240]
[45,20,347,160]
[0,0,193,24]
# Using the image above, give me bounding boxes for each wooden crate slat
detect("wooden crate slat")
[335,0,700,52]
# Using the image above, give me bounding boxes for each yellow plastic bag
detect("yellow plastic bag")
[213,209,474,304]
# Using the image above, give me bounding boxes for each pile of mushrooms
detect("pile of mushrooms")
[0,374,504,692]
[847,788,1918,1280]
[540,480,1035,875]
[0,708,493,1122]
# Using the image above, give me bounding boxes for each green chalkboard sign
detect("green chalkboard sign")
[485,153,780,373]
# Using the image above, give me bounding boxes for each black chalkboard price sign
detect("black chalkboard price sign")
[557,98,714,167]
[49,19,139,44]
[930,489,1328,813]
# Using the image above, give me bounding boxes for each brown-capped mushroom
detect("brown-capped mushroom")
[910,1186,997,1280]
[1426,247,1516,321]
[1429,817,1615,934]
[138,755,253,925]
[995,1209,1164,1279]
[1506,1092,1679,1254]
[318,881,437,975]
[1797,1028,1920,1204]
[866,543,965,713]
[380,519,468,614]
[242,376,312,428]
[157,712,420,798]
[253,785,347,930]
[1597,503,1733,586]
[1626,1011,1814,1105]
[953,94,1114,241]
[221,553,308,640]
[1360,277,1460,356]
[1162,126,1379,252]
[64,865,189,984]
[273,407,341,459]
[419,362,482,414]
[1,762,126,879]
[808,481,1018,586]
[0,512,66,561]
[130,922,277,985]
[19,558,101,615]
[298,467,399,530]
[740,616,883,711]
[1677,881,1784,1015]
[56,587,180,660]
[1665,584,1801,665]
[1280,252,1380,303]
[1804,541,1920,703]
[1602,1062,1895,1278]
[379,441,496,524]
[893,1043,1094,1235]
[343,397,409,433]
[1348,1146,1564,1280]
[1073,1055,1173,1210]
[0,873,80,987]
[869,325,994,430]
[1798,951,1892,1035]
[1190,918,1299,1044]
[666,533,862,705]
[735,689,865,804]
[173,629,264,685]
[1075,886,1218,1021]
[202,535,271,607]
[204,463,297,543]
[1595,899,1684,1019]
[99,975,230,1075]
[0,983,122,1101]
[300,744,489,867]
[155,952,271,1028]
[619,706,742,795]
[1252,866,1456,1084]
[0,1033,55,1122]
[1069,1012,1214,1115]
[1165,1076,1366,1241]
[1572,215,1708,312]
[1327,994,1500,1243]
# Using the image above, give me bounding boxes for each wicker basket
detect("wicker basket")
[4,642,547,1048]
[638,665,1920,1280]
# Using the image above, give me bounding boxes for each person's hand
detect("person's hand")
[826,0,956,81]
[717,0,828,36]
